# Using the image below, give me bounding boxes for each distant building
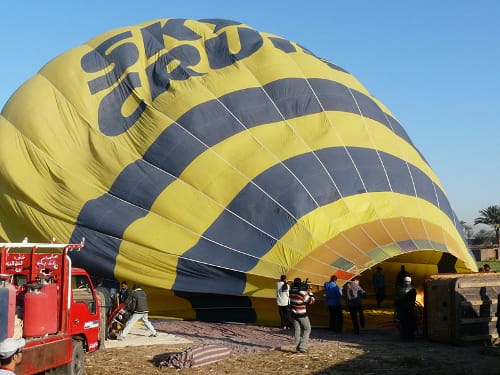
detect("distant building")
[471,246,499,261]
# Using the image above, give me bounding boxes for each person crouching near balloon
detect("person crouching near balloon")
[289,278,315,353]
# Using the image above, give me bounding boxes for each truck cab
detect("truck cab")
[0,239,100,374]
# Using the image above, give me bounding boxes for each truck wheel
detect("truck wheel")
[46,340,85,375]
[69,340,85,375]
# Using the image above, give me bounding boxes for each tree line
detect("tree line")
[460,205,500,246]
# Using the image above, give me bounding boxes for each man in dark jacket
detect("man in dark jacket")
[396,265,410,290]
[117,284,157,340]
[344,277,367,334]
[372,266,386,307]
[119,281,130,304]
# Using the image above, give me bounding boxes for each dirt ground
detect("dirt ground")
[85,309,500,374]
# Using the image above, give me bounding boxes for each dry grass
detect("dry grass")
[85,311,500,375]
[85,339,500,374]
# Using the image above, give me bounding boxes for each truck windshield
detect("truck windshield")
[72,275,96,314]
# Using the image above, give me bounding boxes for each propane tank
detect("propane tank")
[23,280,58,336]
[0,275,16,340]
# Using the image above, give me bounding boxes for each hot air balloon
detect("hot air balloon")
[0,18,476,324]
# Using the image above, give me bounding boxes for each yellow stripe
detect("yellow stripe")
[248,192,473,288]
[117,109,449,288]
[128,110,441,237]
[147,289,197,320]
[0,114,103,241]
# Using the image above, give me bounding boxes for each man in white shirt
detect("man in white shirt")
[276,275,291,329]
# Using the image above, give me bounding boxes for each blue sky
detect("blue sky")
[1,1,498,227]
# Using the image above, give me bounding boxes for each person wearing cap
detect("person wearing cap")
[0,337,25,374]
[394,276,417,341]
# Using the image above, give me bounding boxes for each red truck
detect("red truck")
[0,238,101,374]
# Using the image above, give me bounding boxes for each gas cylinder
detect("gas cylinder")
[0,276,16,340]
[23,283,58,336]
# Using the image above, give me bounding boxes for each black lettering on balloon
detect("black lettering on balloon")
[97,72,147,136]
[81,31,139,93]
[268,37,297,53]
[205,26,263,69]
[296,43,348,73]
[297,43,316,57]
[81,20,311,136]
[145,44,204,101]
[163,19,202,41]
[199,19,241,32]
[141,19,201,59]
[81,31,145,136]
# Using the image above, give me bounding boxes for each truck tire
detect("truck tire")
[69,340,85,375]
[45,340,85,375]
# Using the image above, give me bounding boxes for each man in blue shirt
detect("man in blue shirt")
[324,275,343,332]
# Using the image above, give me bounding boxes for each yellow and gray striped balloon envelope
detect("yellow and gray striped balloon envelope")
[0,18,475,323]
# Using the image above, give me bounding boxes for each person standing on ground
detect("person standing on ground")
[119,281,130,304]
[289,278,315,353]
[96,278,112,317]
[372,266,386,307]
[344,277,367,334]
[0,337,25,375]
[118,284,158,340]
[394,265,411,322]
[276,275,291,329]
[394,276,417,341]
[95,278,112,340]
[324,275,343,332]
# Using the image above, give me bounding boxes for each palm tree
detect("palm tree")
[474,205,500,245]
